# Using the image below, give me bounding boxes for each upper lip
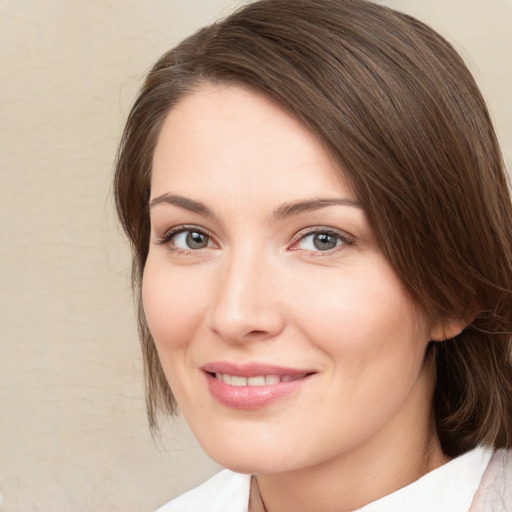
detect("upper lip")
[201,361,316,377]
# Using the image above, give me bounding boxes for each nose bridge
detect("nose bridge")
[206,244,284,342]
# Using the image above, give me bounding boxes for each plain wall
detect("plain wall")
[0,1,510,511]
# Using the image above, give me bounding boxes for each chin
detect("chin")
[208,453,289,476]
[198,435,311,476]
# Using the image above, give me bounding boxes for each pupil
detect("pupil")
[186,231,208,249]
[313,233,337,250]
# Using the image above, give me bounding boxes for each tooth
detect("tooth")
[281,374,303,382]
[265,375,280,385]
[231,376,247,386]
[247,376,265,386]
[222,373,232,385]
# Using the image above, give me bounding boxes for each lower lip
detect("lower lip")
[205,372,311,410]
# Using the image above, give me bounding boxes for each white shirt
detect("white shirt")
[356,446,492,512]
[157,470,250,512]
[156,446,493,512]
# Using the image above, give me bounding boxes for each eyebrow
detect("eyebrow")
[149,194,215,217]
[272,198,361,220]
[149,194,361,219]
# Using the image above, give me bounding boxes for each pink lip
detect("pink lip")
[201,361,315,410]
[202,361,313,377]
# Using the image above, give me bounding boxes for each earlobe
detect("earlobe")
[429,317,469,342]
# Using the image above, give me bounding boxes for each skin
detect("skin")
[143,84,461,511]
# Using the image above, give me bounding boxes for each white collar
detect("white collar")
[355,446,493,512]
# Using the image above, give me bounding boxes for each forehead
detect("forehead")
[151,84,354,204]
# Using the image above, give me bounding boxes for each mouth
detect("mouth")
[210,372,309,387]
[201,362,316,409]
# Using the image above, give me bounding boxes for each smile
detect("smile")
[202,362,315,409]
[214,373,307,386]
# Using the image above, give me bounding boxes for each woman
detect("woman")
[114,0,512,510]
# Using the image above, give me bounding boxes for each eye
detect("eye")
[174,230,210,249]
[293,229,351,253]
[156,226,214,251]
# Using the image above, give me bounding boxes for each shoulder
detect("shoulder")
[470,449,512,511]
[155,469,251,512]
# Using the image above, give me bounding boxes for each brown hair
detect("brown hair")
[115,0,512,456]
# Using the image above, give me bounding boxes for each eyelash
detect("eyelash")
[155,225,214,253]
[290,227,353,255]
[155,225,353,255]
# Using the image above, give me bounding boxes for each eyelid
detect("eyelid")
[289,226,354,253]
[155,224,218,249]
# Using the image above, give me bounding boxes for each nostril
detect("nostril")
[205,293,286,343]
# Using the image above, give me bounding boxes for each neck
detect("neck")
[252,363,449,512]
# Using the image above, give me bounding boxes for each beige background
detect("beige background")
[0,1,510,511]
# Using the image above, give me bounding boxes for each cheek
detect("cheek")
[289,262,428,372]
[141,260,211,350]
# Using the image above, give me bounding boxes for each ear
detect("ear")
[429,317,469,342]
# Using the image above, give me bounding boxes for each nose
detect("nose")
[205,251,286,343]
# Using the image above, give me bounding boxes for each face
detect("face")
[143,84,441,475]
